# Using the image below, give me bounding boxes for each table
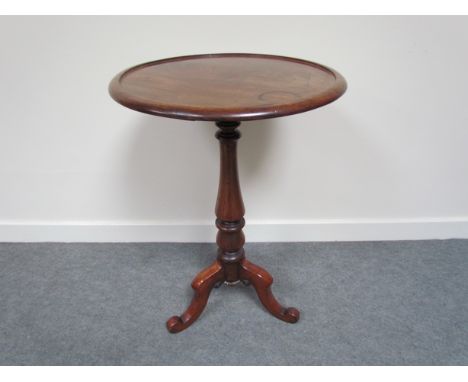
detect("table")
[109,53,347,333]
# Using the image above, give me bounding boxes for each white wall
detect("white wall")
[1,16,468,242]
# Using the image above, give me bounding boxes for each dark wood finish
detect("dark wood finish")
[166,260,224,333]
[108,54,347,333]
[240,259,299,323]
[166,122,299,333]
[109,53,347,121]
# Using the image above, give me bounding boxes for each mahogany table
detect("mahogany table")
[109,53,347,333]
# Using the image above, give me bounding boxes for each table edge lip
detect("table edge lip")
[108,53,347,122]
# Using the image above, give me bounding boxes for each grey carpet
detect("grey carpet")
[0,240,467,365]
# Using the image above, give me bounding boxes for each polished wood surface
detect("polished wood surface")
[109,54,347,333]
[109,53,346,121]
[167,122,299,333]
[166,260,224,334]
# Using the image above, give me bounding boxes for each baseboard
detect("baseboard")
[1,218,468,242]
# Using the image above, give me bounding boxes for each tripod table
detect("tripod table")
[109,53,347,333]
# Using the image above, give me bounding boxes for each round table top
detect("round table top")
[109,53,347,121]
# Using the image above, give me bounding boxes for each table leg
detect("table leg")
[166,260,224,333]
[166,121,299,333]
[239,258,300,323]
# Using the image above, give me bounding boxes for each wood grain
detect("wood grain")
[109,54,347,333]
[109,53,347,121]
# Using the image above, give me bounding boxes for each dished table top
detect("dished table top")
[109,53,347,121]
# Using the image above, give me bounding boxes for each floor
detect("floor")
[0,240,467,365]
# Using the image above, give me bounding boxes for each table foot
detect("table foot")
[166,260,224,333]
[239,259,300,324]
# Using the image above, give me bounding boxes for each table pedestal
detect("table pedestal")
[166,121,300,333]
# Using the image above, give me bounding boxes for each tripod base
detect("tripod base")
[166,257,300,334]
[166,121,299,334]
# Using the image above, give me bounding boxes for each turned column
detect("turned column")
[215,121,245,283]
[165,120,299,333]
